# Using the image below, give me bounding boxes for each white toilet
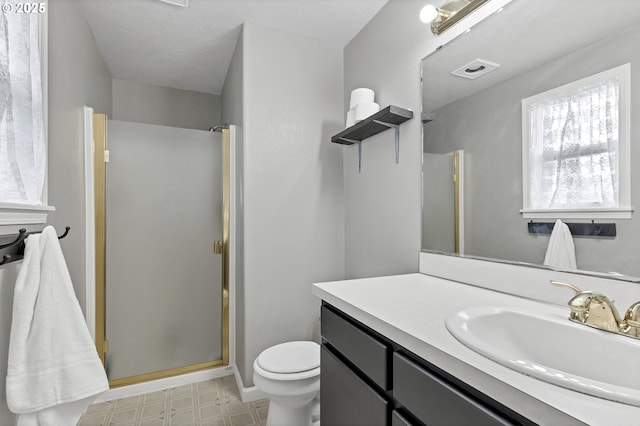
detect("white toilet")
[253,341,321,426]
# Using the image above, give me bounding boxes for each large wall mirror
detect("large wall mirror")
[421,0,640,280]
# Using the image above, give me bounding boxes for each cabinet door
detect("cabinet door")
[321,344,389,426]
[393,352,513,426]
[321,305,390,390]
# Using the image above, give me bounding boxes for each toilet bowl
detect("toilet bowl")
[253,341,320,426]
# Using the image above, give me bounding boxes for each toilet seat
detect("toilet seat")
[257,341,320,374]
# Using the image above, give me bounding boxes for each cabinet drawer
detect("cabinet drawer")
[321,305,390,390]
[393,352,513,426]
[321,344,389,426]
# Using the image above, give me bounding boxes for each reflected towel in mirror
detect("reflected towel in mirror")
[543,219,577,270]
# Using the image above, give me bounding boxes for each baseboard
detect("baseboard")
[95,365,235,402]
[233,366,267,403]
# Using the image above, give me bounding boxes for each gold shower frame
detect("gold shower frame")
[93,116,230,387]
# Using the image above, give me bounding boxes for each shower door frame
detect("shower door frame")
[93,114,230,388]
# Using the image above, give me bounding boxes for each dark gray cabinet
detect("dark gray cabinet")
[320,304,391,425]
[320,302,533,426]
[393,352,511,425]
[391,410,414,426]
[321,305,390,389]
[321,344,389,426]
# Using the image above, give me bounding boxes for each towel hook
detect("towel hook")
[0,226,71,266]
[0,228,27,250]
[591,220,602,236]
[58,226,71,239]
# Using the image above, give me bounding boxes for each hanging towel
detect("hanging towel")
[6,226,108,425]
[543,219,577,270]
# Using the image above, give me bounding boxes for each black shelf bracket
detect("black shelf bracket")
[331,105,413,173]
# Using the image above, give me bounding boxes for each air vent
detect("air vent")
[451,59,500,80]
[156,0,189,7]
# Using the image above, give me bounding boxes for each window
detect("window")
[0,3,52,227]
[521,64,631,219]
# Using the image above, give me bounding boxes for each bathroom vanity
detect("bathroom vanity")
[320,302,536,425]
[313,262,640,426]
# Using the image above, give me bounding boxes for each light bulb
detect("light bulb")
[420,4,439,23]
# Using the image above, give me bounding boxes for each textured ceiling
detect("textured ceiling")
[76,0,389,95]
[422,0,640,112]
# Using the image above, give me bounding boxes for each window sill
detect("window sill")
[0,203,55,228]
[521,208,633,220]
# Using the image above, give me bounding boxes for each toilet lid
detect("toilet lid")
[257,341,320,374]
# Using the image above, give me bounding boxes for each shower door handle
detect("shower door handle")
[214,240,223,255]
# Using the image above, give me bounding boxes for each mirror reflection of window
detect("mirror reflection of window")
[522,64,631,218]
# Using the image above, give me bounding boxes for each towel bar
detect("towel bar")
[527,221,615,237]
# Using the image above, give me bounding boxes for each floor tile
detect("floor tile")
[110,407,138,423]
[227,411,254,426]
[78,376,270,426]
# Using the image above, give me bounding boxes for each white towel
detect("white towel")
[543,219,577,270]
[6,226,109,425]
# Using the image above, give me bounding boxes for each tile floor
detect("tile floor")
[78,375,268,426]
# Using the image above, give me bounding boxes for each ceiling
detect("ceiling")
[422,0,640,112]
[75,0,389,95]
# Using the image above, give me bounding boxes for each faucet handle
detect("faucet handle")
[623,302,640,336]
[550,280,621,331]
[550,280,583,294]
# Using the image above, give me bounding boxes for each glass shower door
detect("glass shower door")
[103,120,223,384]
[422,150,463,254]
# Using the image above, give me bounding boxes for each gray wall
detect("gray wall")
[342,0,513,278]
[112,79,221,131]
[343,0,428,278]
[221,30,246,385]
[236,23,345,387]
[0,0,113,422]
[423,25,640,277]
[48,0,113,312]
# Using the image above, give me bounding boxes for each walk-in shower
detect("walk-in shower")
[92,116,231,387]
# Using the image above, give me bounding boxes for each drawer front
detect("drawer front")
[321,305,390,389]
[393,353,513,426]
[321,344,389,426]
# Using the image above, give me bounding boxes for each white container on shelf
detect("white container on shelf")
[349,88,375,108]
[346,109,356,128]
[353,102,380,123]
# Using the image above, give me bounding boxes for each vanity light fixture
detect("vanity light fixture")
[420,0,491,35]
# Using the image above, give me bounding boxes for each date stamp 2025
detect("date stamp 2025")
[1,2,46,14]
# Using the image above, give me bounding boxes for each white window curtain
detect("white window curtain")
[528,77,619,210]
[0,11,45,205]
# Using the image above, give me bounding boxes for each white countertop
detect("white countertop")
[312,273,640,426]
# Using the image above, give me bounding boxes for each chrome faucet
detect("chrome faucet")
[551,280,640,339]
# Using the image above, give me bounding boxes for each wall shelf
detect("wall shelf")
[332,105,413,172]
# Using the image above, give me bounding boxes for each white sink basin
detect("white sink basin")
[445,306,640,406]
